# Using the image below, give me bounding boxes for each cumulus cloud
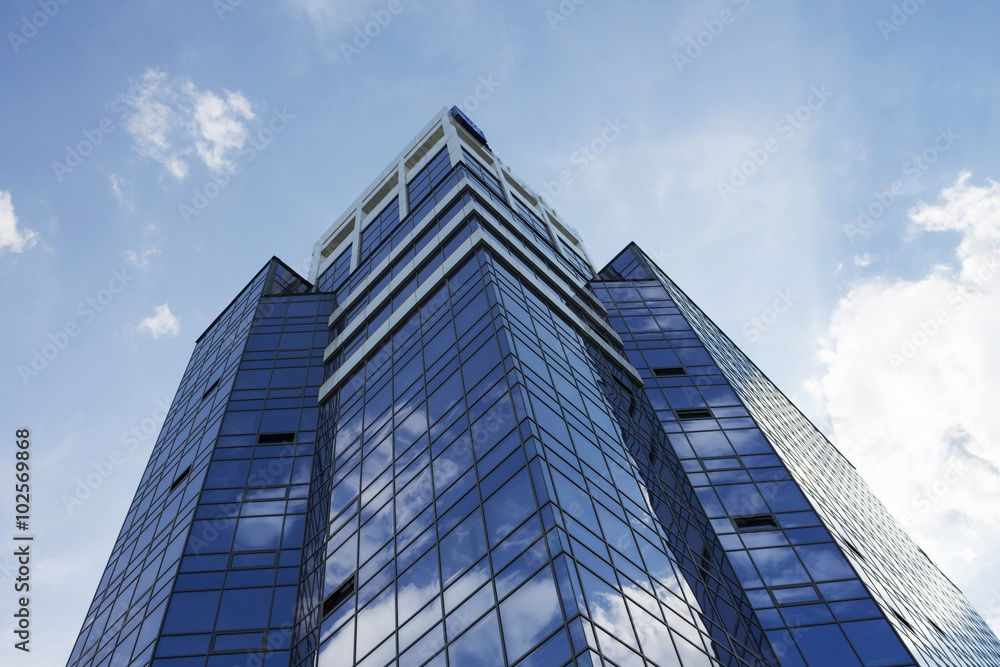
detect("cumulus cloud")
[0,189,38,255]
[121,69,255,180]
[811,172,1000,629]
[136,304,180,339]
[188,85,254,173]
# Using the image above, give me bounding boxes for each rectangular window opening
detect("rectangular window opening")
[230,552,278,569]
[733,514,778,531]
[169,465,191,493]
[257,432,296,445]
[323,576,356,617]
[654,367,687,377]
[202,377,221,399]
[675,407,713,420]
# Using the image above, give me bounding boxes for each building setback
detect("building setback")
[66,108,1000,667]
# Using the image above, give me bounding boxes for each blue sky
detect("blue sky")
[2,0,1000,663]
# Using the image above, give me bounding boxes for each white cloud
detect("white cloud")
[122,69,256,180]
[0,189,38,255]
[812,172,1000,630]
[123,246,161,272]
[289,0,370,40]
[853,252,877,267]
[123,69,188,179]
[109,174,132,208]
[188,86,255,173]
[136,303,180,339]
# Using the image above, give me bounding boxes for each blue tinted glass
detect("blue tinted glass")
[749,548,810,587]
[260,409,301,432]
[578,568,637,650]
[213,631,264,651]
[796,543,856,582]
[843,620,911,665]
[515,628,573,667]
[220,411,261,435]
[686,431,734,457]
[161,591,220,634]
[765,630,807,667]
[233,516,284,551]
[216,588,273,630]
[772,587,819,605]
[759,481,811,512]
[398,545,441,622]
[155,634,212,657]
[447,611,503,666]
[791,625,862,666]
[186,520,236,555]
[204,460,251,489]
[716,484,768,515]
[499,567,564,662]
[483,468,535,546]
[440,511,487,585]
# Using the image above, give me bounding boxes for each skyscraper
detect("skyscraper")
[67,107,1000,667]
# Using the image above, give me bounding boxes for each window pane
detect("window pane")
[233,516,284,551]
[447,611,503,666]
[216,588,273,631]
[440,511,487,585]
[162,591,220,634]
[483,468,535,546]
[499,567,563,662]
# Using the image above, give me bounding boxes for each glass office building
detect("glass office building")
[67,108,1000,667]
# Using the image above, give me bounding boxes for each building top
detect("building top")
[309,107,588,285]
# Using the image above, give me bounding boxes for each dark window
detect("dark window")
[675,407,713,420]
[844,541,866,562]
[890,608,915,632]
[653,367,687,377]
[202,377,221,399]
[323,577,356,617]
[612,376,633,396]
[169,465,191,493]
[733,514,778,531]
[258,432,296,445]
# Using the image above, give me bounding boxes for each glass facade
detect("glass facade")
[67,109,1000,667]
[598,246,1000,666]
